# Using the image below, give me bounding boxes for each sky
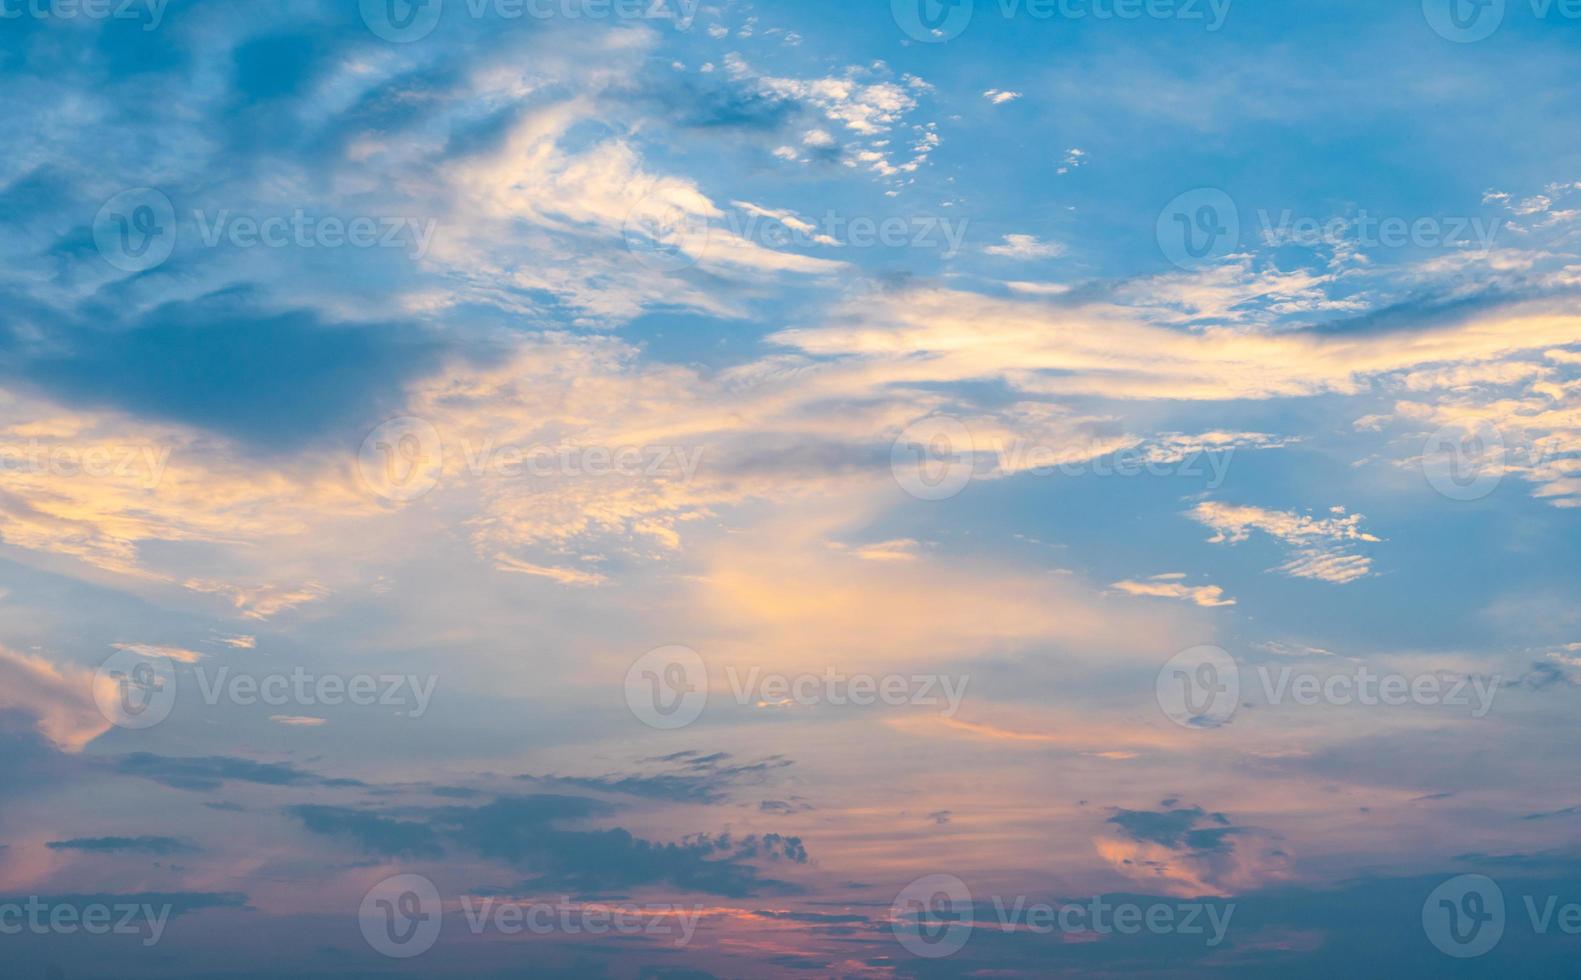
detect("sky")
[1,0,1580,976]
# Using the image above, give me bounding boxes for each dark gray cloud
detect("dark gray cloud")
[523,752,794,805]
[106,753,361,792]
[1107,805,1237,854]
[289,794,808,899]
[286,805,444,858]
[17,289,446,454]
[46,836,199,856]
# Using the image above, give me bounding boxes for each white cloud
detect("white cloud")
[1189,502,1380,584]
[1110,574,1236,607]
[984,234,1064,260]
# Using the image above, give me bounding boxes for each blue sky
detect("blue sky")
[1,0,1580,976]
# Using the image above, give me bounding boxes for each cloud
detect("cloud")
[1096,803,1288,896]
[291,794,810,898]
[983,89,1023,105]
[1189,502,1380,584]
[1111,574,1236,607]
[522,753,795,805]
[0,646,110,752]
[984,234,1064,260]
[46,836,199,856]
[107,754,359,792]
